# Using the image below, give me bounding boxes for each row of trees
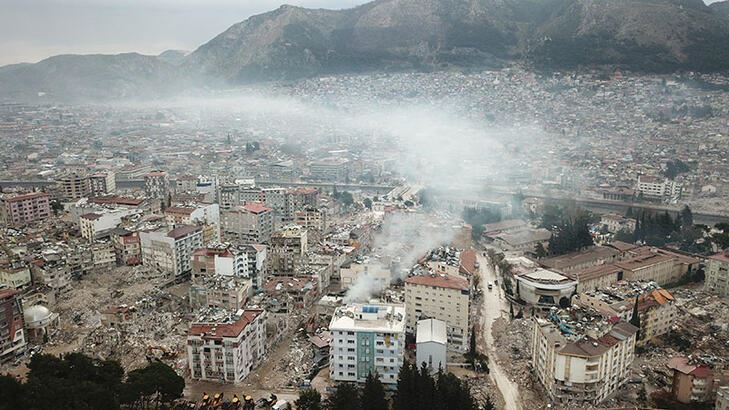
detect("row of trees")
[296,364,490,410]
[0,353,184,410]
[463,207,502,240]
[540,204,594,256]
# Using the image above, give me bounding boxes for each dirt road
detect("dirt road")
[477,251,522,410]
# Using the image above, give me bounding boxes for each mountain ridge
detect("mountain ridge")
[2,0,729,102]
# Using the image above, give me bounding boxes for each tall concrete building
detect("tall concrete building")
[269,225,308,276]
[187,309,267,383]
[191,244,248,280]
[58,171,90,200]
[404,274,470,352]
[0,192,52,227]
[144,171,170,205]
[221,203,273,244]
[531,308,638,405]
[329,303,406,385]
[139,225,203,277]
[0,288,26,363]
[706,252,729,297]
[89,172,116,196]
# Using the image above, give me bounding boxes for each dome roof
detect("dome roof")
[24,305,52,326]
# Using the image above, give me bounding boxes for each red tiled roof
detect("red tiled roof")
[0,288,19,299]
[188,310,263,339]
[459,250,477,275]
[242,202,271,214]
[405,274,469,291]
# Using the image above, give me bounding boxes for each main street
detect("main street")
[476,251,522,410]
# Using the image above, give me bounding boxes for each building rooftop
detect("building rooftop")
[416,318,447,345]
[329,303,406,333]
[541,246,619,270]
[167,225,201,239]
[1,192,49,202]
[405,273,469,291]
[188,309,263,339]
[708,252,729,264]
[241,202,272,214]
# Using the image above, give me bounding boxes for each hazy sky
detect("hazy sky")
[1,0,722,67]
[0,0,366,66]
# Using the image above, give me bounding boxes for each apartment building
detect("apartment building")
[239,244,267,291]
[221,203,273,244]
[144,171,170,204]
[295,207,327,232]
[189,276,252,311]
[329,303,406,385]
[575,282,676,345]
[637,175,682,199]
[599,213,637,234]
[416,318,447,374]
[79,209,139,241]
[668,356,716,404]
[187,309,267,383]
[310,158,349,181]
[139,225,203,277]
[111,229,141,266]
[89,172,116,196]
[269,225,308,276]
[0,192,52,226]
[165,203,220,243]
[531,309,638,405]
[0,288,26,363]
[706,252,729,297]
[58,171,90,200]
[191,244,248,280]
[0,262,32,290]
[404,274,470,352]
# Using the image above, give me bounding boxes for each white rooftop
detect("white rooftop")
[416,318,447,345]
[329,303,406,333]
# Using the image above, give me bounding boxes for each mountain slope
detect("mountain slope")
[2,0,729,101]
[0,53,182,102]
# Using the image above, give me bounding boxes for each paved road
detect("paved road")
[477,251,522,410]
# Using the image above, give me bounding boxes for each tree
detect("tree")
[326,383,361,410]
[467,325,478,365]
[363,198,373,210]
[0,375,26,409]
[630,296,641,341]
[339,191,354,207]
[534,242,548,258]
[295,388,322,410]
[361,373,388,410]
[394,362,416,410]
[122,361,185,408]
[680,205,694,231]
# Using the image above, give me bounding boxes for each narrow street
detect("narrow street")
[476,251,522,410]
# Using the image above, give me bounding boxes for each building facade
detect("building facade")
[0,288,26,363]
[706,252,729,297]
[187,309,267,383]
[329,303,405,385]
[0,192,52,227]
[221,203,273,244]
[269,225,308,276]
[404,274,470,352]
[89,172,116,196]
[139,225,203,277]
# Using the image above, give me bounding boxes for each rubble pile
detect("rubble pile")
[275,335,316,388]
[491,318,535,391]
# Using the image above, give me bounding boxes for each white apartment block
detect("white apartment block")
[187,309,267,383]
[329,303,406,385]
[531,310,638,405]
[637,176,682,199]
[165,203,221,242]
[404,274,470,352]
[140,225,203,277]
[706,252,729,297]
[79,208,140,241]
